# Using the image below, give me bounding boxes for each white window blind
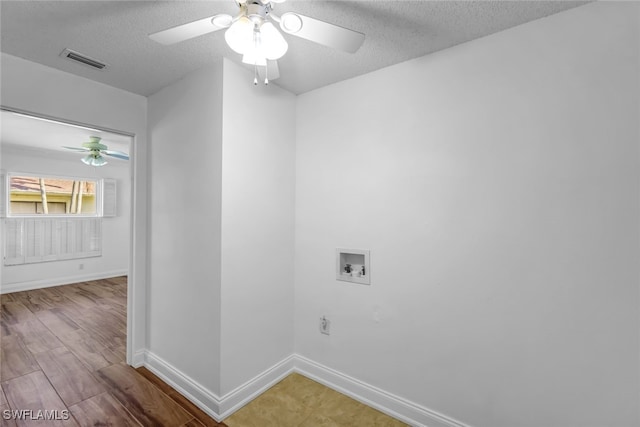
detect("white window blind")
[42,219,58,261]
[102,178,117,217]
[4,218,24,265]
[58,219,75,260]
[4,217,102,266]
[25,219,43,263]
[0,171,6,218]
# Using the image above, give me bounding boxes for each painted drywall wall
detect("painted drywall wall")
[1,145,130,289]
[294,3,639,427]
[219,59,296,396]
[147,63,224,394]
[0,52,148,363]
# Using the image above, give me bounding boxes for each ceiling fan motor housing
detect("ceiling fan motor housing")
[245,2,271,24]
[82,140,108,151]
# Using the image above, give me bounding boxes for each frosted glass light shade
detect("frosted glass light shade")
[242,52,267,66]
[241,26,266,66]
[225,17,254,54]
[82,154,107,167]
[259,22,288,60]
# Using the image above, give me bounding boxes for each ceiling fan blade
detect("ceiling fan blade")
[258,60,280,81]
[62,146,90,152]
[149,14,232,45]
[103,150,130,160]
[278,13,364,53]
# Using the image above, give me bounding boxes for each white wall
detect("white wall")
[145,59,296,406]
[0,52,148,364]
[294,3,639,427]
[147,63,224,394]
[1,145,130,289]
[220,59,296,396]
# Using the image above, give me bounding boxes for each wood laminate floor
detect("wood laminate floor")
[0,277,225,427]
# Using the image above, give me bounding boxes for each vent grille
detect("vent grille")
[60,48,107,70]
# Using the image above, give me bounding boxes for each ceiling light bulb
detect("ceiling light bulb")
[241,25,266,65]
[225,17,254,54]
[259,22,288,60]
[280,12,303,34]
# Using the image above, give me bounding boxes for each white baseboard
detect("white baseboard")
[137,351,471,427]
[293,355,472,427]
[0,270,128,294]
[142,350,223,421]
[141,350,293,422]
[218,354,295,419]
[131,349,146,368]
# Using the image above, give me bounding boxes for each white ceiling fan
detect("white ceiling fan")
[149,0,365,84]
[63,136,129,167]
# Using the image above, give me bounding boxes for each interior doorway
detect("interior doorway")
[0,107,135,363]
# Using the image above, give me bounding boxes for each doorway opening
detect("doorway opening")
[0,107,136,364]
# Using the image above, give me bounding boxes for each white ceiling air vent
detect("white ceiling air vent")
[60,48,107,70]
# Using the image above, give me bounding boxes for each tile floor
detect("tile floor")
[224,373,408,427]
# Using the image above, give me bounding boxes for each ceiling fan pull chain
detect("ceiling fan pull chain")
[252,25,259,85]
[264,62,269,85]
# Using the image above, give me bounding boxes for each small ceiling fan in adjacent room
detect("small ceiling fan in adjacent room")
[63,136,129,167]
[149,0,365,84]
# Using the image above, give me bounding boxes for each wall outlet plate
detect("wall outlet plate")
[320,316,330,335]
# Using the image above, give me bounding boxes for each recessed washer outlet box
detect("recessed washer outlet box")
[336,248,370,285]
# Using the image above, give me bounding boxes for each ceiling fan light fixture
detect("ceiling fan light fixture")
[259,21,288,59]
[280,12,303,34]
[149,0,367,86]
[81,153,107,167]
[242,51,267,66]
[82,139,108,151]
[225,16,254,54]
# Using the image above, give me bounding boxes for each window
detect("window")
[8,175,98,216]
[1,172,117,266]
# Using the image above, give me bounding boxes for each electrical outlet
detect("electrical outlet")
[373,307,381,323]
[319,316,331,335]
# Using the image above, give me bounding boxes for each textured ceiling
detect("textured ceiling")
[0,1,588,96]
